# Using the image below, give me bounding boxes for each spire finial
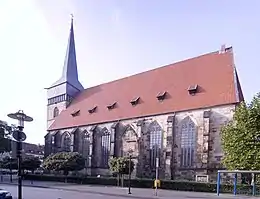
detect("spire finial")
[70,14,74,21]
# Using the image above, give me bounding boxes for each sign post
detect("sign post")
[154,157,159,196]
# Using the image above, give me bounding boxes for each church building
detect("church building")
[44,18,244,181]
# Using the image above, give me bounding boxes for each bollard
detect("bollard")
[233,173,237,195]
[217,172,220,196]
[252,173,256,196]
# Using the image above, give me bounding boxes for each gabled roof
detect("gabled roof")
[48,46,243,130]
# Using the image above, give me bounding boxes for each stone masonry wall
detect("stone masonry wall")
[45,104,236,180]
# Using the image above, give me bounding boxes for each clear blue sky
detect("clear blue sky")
[0,0,259,144]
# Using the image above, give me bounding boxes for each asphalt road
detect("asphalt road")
[0,184,253,199]
[1,185,121,199]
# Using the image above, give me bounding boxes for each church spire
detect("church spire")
[50,15,83,90]
[62,14,78,81]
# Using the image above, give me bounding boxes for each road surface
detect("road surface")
[1,185,122,199]
[0,183,253,199]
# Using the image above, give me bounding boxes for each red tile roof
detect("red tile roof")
[48,47,243,130]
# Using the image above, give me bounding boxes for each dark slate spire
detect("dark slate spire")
[50,15,84,90]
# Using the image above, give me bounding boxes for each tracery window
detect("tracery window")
[53,107,59,118]
[180,117,196,167]
[101,129,110,167]
[82,132,90,157]
[63,132,71,152]
[149,121,162,168]
[122,126,138,157]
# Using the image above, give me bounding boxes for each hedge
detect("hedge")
[23,174,257,195]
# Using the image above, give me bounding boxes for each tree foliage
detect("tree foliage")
[0,129,11,153]
[0,157,18,170]
[0,156,41,172]
[21,156,41,172]
[0,152,11,162]
[43,152,85,175]
[109,156,135,175]
[221,93,260,170]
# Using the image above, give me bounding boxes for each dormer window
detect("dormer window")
[188,84,198,95]
[88,106,97,114]
[130,97,140,106]
[71,110,80,117]
[157,91,167,101]
[107,102,117,110]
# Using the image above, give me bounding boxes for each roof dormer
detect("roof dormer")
[71,110,80,117]
[107,102,117,110]
[157,91,167,101]
[130,97,140,106]
[88,106,97,114]
[188,84,198,95]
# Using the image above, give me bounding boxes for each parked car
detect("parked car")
[0,189,12,199]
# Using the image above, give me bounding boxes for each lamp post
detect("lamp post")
[7,110,33,199]
[128,149,133,195]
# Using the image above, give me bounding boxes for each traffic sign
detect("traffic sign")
[12,130,26,142]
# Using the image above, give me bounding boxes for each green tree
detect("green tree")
[0,156,18,170]
[221,93,260,170]
[109,156,135,175]
[109,156,135,186]
[43,152,85,175]
[0,127,11,153]
[0,156,17,182]
[21,156,41,173]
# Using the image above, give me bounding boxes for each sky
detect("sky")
[0,0,259,145]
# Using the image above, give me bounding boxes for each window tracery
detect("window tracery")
[149,121,162,168]
[63,132,71,152]
[82,131,90,157]
[101,128,110,167]
[180,117,196,167]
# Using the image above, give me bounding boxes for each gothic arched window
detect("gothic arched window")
[63,132,71,152]
[101,128,110,167]
[53,107,59,118]
[180,117,196,168]
[149,121,162,168]
[122,125,138,157]
[82,132,90,157]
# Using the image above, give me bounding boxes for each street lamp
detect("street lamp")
[128,149,133,195]
[8,110,33,199]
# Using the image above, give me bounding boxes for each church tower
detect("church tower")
[46,17,84,129]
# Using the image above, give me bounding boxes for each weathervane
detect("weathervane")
[70,13,74,20]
